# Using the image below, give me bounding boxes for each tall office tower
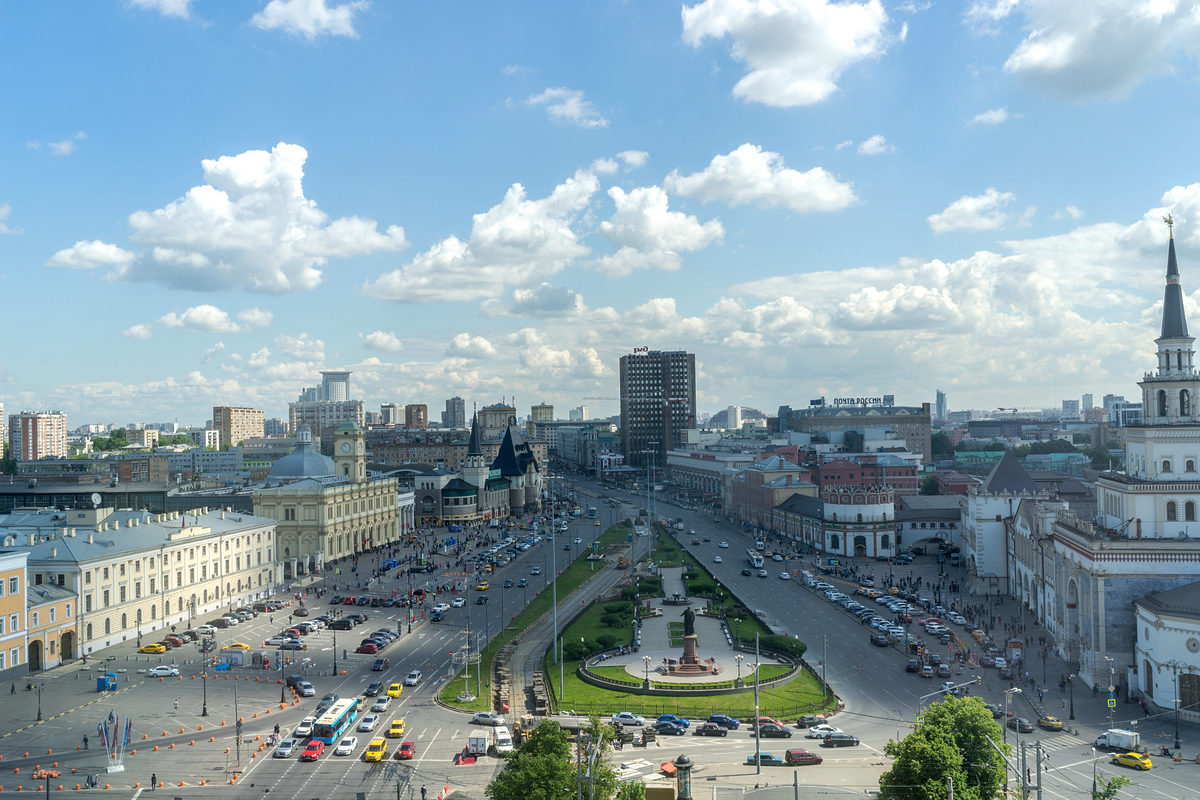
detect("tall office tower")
[8,410,68,460]
[381,403,402,426]
[618,350,696,469]
[264,417,286,436]
[1082,393,1094,411]
[319,370,351,401]
[405,404,429,429]
[212,406,264,448]
[726,405,743,429]
[442,396,466,428]
[568,406,585,422]
[1062,399,1080,416]
[527,403,553,439]
[935,389,948,422]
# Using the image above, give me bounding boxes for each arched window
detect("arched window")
[1182,390,1192,417]
[1182,673,1200,712]
[829,534,840,551]
[1163,460,1172,473]
[1168,501,1178,521]
[880,534,891,549]
[1159,390,1169,418]
[86,623,93,640]
[136,608,142,624]
[104,618,111,635]
[1189,460,1196,472]
[857,513,863,522]
[1144,660,1154,697]
[120,613,127,629]
[1187,502,1195,522]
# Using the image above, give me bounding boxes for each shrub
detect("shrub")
[620,587,638,601]
[563,641,589,660]
[600,614,621,628]
[597,634,617,649]
[604,603,627,614]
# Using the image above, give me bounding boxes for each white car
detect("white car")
[274,738,298,758]
[452,597,465,608]
[807,724,843,739]
[472,711,505,726]
[294,717,317,738]
[265,636,290,646]
[779,572,790,580]
[404,670,422,687]
[334,736,357,756]
[573,537,582,544]
[718,541,729,548]
[195,625,216,636]
[772,554,784,562]
[610,712,646,726]
[713,555,723,563]
[357,714,379,732]
[148,665,180,677]
[432,603,451,613]
[370,697,391,713]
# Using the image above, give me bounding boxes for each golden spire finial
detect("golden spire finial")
[1164,213,1175,239]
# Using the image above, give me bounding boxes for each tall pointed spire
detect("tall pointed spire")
[1161,215,1189,339]
[467,412,482,455]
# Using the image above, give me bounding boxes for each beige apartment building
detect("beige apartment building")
[213,406,264,448]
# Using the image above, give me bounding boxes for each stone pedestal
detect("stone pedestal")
[668,634,719,675]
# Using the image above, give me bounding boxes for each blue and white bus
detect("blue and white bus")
[312,698,359,744]
[746,549,764,569]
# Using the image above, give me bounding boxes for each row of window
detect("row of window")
[0,575,20,597]
[1166,501,1196,521]
[0,647,21,670]
[83,535,269,584]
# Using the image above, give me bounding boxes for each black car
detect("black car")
[651,720,687,736]
[1007,717,1034,733]
[870,634,889,647]
[822,732,860,747]
[707,713,740,730]
[503,579,514,588]
[364,681,383,696]
[329,619,353,631]
[985,703,1004,719]
[293,607,309,617]
[179,630,199,641]
[758,723,792,738]
[476,595,488,604]
[742,568,753,576]
[285,674,307,690]
[372,658,391,671]
[905,659,919,672]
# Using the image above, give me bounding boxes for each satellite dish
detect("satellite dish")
[90,493,102,509]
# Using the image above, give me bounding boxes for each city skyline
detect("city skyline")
[4,1,1200,423]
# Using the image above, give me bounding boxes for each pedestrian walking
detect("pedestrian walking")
[83,735,89,750]
[151,773,157,790]
[9,683,13,695]
[421,787,427,800]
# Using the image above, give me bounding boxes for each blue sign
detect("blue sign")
[628,534,633,542]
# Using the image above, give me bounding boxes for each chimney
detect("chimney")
[50,547,57,558]
[221,511,226,520]
[112,520,120,530]
[87,533,95,544]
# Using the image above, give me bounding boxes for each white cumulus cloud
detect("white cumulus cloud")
[971,107,1016,125]
[527,87,609,129]
[47,240,136,269]
[364,168,597,303]
[361,330,404,352]
[128,0,194,19]
[90,142,405,293]
[682,0,893,107]
[928,188,1024,234]
[237,307,274,327]
[618,150,650,169]
[596,185,724,277]
[0,204,18,235]
[273,333,324,360]
[447,333,498,359]
[251,0,368,39]
[665,143,856,214]
[857,134,895,155]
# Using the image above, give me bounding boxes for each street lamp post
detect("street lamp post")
[1068,673,1076,720]
[642,655,652,690]
[1003,687,1022,745]
[203,669,210,717]
[1173,664,1182,751]
[734,654,745,687]
[34,682,45,722]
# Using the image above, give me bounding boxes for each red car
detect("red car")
[300,741,324,761]
[396,741,415,760]
[355,643,379,654]
[343,597,357,605]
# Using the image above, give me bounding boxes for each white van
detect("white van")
[492,726,514,753]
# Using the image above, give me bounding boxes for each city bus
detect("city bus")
[312,698,360,744]
[746,550,765,569]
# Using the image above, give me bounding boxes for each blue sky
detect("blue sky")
[4,0,1200,427]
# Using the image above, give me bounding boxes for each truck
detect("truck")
[467,735,489,756]
[1095,729,1140,752]
[492,726,514,754]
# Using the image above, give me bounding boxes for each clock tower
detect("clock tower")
[333,419,366,483]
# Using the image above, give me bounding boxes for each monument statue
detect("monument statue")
[682,606,696,637]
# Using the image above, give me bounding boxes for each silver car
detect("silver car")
[274,738,298,758]
[357,714,379,732]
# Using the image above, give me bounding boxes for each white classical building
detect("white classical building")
[962,452,1045,582]
[1133,582,1200,720]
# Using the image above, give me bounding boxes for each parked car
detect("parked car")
[610,712,645,726]
[1111,752,1153,770]
[745,753,785,766]
[473,711,505,726]
[693,722,728,737]
[356,643,379,655]
[822,732,860,747]
[785,749,823,765]
[657,714,690,728]
[707,713,740,729]
[139,643,167,654]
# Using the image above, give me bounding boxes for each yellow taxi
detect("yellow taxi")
[1111,752,1152,770]
[1037,715,1063,731]
[387,719,406,738]
[226,642,251,650]
[386,683,403,698]
[139,643,167,654]
[364,737,387,762]
[475,580,490,591]
[483,564,493,574]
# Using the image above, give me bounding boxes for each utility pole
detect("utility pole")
[946,776,953,800]
[1020,742,1028,800]
[1035,741,1044,800]
[754,632,761,775]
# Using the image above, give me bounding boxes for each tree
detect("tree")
[487,719,620,800]
[1092,773,1131,800]
[920,474,940,495]
[878,696,1007,800]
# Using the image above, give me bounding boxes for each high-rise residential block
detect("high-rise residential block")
[320,371,351,402]
[442,396,466,428]
[935,389,948,422]
[405,404,429,429]
[619,350,696,469]
[264,417,286,436]
[8,410,68,460]
[527,403,553,439]
[381,403,402,426]
[212,406,264,448]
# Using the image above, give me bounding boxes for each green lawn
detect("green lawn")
[587,662,792,691]
[437,521,634,712]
